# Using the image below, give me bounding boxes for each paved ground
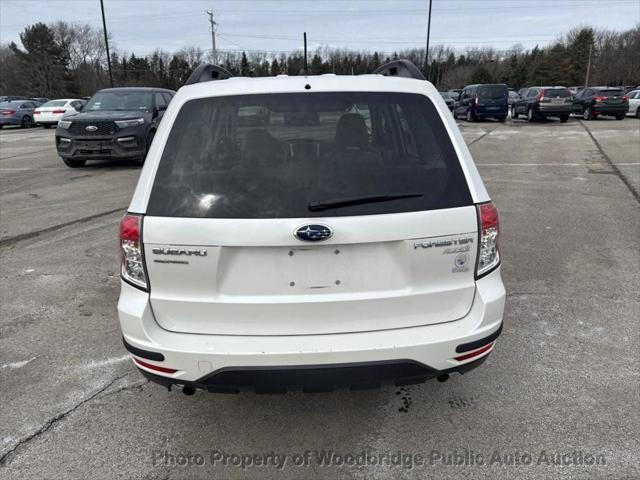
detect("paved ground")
[1,115,639,480]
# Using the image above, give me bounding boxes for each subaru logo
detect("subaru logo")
[85,125,98,132]
[294,224,333,242]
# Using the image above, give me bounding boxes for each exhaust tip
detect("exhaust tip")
[182,386,196,396]
[436,374,449,383]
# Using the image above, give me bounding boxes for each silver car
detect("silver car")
[0,100,38,129]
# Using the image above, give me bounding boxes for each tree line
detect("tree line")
[1,21,638,98]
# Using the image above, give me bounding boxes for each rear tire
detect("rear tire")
[615,114,625,120]
[43,124,52,129]
[498,116,506,123]
[511,105,518,119]
[21,115,33,128]
[583,106,594,120]
[62,157,86,168]
[560,115,569,123]
[527,107,535,122]
[636,108,640,118]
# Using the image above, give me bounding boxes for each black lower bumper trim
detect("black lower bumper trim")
[455,323,503,354]
[137,355,490,394]
[122,337,164,362]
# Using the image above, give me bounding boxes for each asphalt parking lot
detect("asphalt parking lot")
[1,116,639,479]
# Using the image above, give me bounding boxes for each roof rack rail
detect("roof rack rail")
[185,64,233,85]
[373,59,425,81]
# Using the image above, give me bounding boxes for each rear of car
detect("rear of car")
[536,87,572,121]
[473,84,508,121]
[0,100,36,128]
[591,88,629,119]
[34,99,85,128]
[118,74,505,393]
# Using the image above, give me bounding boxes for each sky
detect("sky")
[1,0,639,57]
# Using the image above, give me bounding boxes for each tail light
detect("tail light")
[539,91,545,101]
[595,96,607,102]
[622,96,629,102]
[1,110,16,115]
[475,202,500,278]
[474,94,478,106]
[52,109,66,114]
[34,111,41,115]
[120,213,148,290]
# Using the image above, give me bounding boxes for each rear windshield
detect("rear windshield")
[41,100,67,107]
[478,85,507,99]
[147,92,472,219]
[543,88,571,98]
[596,89,623,96]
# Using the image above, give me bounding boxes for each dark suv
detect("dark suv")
[572,87,629,120]
[55,87,175,168]
[511,86,572,122]
[454,84,508,122]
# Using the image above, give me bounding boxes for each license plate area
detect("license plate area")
[282,246,351,291]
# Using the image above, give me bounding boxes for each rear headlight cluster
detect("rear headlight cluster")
[475,202,500,278]
[120,214,148,290]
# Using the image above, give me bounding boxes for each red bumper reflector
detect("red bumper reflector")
[454,342,494,362]
[133,357,177,374]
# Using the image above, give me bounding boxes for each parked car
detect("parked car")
[625,90,640,117]
[572,87,629,120]
[508,90,520,107]
[0,100,38,128]
[0,95,27,102]
[34,99,86,128]
[454,83,508,122]
[55,87,175,167]
[447,89,462,101]
[511,86,572,122]
[29,97,49,106]
[117,61,505,394]
[439,91,455,112]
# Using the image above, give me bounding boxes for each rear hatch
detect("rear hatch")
[477,85,508,113]
[595,89,625,107]
[143,91,479,336]
[540,88,572,108]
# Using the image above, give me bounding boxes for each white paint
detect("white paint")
[1,357,36,370]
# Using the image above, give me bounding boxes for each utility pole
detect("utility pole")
[424,0,433,81]
[100,0,114,87]
[584,43,593,87]
[206,10,217,63]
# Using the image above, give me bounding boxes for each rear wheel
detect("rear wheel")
[511,105,518,119]
[636,108,640,118]
[615,114,625,120]
[583,106,594,120]
[498,116,506,123]
[527,107,535,122]
[62,157,86,168]
[43,124,52,129]
[560,115,569,123]
[21,115,33,128]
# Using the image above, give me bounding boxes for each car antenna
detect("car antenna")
[303,32,309,75]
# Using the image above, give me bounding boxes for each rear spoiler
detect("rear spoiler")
[185,64,233,85]
[373,60,426,81]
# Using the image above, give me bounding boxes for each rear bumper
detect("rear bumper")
[0,117,20,125]
[592,105,628,115]
[538,104,571,115]
[118,268,506,390]
[475,108,507,118]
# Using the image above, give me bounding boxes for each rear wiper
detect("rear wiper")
[308,193,423,211]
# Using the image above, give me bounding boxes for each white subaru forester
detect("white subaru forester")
[118,60,505,394]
